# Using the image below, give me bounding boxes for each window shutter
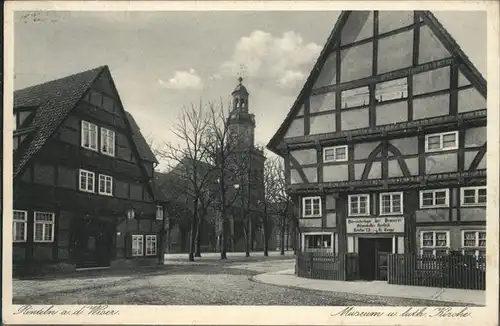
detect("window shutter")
[125,233,132,258]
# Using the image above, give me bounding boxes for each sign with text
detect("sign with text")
[299,218,322,228]
[346,217,404,234]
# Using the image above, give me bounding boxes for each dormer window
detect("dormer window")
[13,110,35,131]
[81,121,98,151]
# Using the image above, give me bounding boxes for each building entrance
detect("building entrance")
[358,237,393,281]
[73,217,113,269]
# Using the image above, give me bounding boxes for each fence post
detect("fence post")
[295,253,298,275]
[308,252,313,278]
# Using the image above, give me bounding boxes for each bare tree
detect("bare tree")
[264,156,299,255]
[260,156,281,256]
[204,101,249,259]
[155,103,215,262]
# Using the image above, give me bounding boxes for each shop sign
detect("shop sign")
[346,217,404,234]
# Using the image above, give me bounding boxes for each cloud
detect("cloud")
[209,73,222,81]
[278,70,306,88]
[158,68,203,90]
[220,30,321,89]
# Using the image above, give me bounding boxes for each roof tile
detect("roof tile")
[13,66,106,177]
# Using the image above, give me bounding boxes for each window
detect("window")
[379,192,403,215]
[81,121,98,151]
[89,90,103,107]
[101,127,115,156]
[13,210,27,242]
[13,113,17,130]
[156,205,164,220]
[420,231,449,256]
[425,131,458,153]
[98,174,113,196]
[79,169,95,193]
[102,96,115,112]
[348,194,370,216]
[375,78,408,102]
[34,212,55,243]
[132,235,144,256]
[302,197,322,218]
[461,186,487,206]
[146,235,157,256]
[419,189,450,208]
[323,145,348,162]
[462,230,486,258]
[341,86,370,109]
[304,233,334,252]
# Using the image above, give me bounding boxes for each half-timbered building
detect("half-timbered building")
[13,66,165,275]
[267,11,486,281]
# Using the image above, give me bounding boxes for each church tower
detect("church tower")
[226,77,267,252]
[228,77,255,149]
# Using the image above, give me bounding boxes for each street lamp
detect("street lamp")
[127,208,135,220]
[233,183,241,253]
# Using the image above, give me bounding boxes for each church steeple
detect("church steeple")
[228,77,255,150]
[231,77,249,112]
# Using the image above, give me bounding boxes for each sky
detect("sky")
[13,10,487,169]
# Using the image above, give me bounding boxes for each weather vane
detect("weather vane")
[237,64,247,84]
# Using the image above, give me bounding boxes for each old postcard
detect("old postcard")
[2,1,499,325]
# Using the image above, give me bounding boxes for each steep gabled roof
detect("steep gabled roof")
[125,111,158,164]
[13,65,159,199]
[266,10,487,155]
[13,66,105,176]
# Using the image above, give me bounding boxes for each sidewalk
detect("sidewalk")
[164,251,295,264]
[252,269,485,305]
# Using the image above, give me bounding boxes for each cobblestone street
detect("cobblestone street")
[13,257,469,306]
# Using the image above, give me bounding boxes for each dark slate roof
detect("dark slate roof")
[232,77,249,96]
[125,111,158,164]
[266,10,488,154]
[13,66,106,177]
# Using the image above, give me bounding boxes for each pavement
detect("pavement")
[163,251,295,264]
[252,268,485,306]
[14,257,468,306]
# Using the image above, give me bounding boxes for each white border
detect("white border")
[3,1,499,326]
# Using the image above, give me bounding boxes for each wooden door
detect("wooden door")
[74,217,112,268]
